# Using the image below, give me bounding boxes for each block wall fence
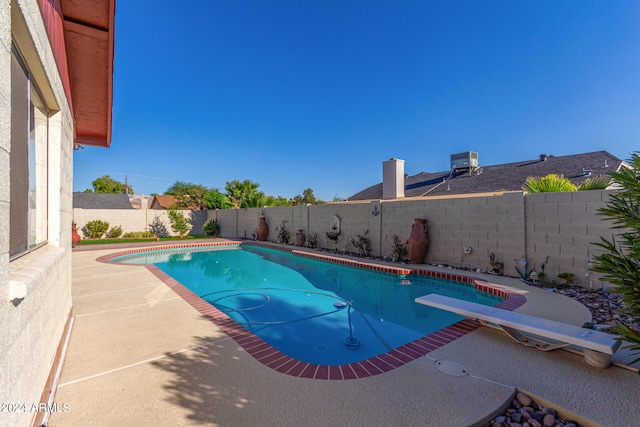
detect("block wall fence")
[74,190,619,288]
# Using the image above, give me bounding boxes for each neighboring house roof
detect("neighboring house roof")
[73,192,134,209]
[349,151,625,201]
[149,195,178,209]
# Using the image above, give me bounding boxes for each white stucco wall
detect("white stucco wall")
[2,1,75,426]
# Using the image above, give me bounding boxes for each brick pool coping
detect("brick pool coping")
[98,241,527,380]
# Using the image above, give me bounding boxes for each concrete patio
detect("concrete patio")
[48,242,640,426]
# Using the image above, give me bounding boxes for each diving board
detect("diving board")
[415,294,621,368]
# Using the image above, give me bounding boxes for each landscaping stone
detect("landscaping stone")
[487,391,582,427]
[551,286,635,330]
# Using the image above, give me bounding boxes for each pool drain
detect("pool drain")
[434,360,469,376]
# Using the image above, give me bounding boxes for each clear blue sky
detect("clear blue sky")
[73,0,640,200]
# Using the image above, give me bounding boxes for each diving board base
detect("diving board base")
[415,294,619,368]
[491,324,570,352]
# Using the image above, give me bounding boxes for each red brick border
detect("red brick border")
[104,242,527,379]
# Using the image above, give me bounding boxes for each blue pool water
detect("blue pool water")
[115,246,502,365]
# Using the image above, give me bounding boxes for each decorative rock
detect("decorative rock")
[517,393,532,407]
[543,414,555,426]
[531,412,544,423]
[487,391,581,427]
[520,409,532,420]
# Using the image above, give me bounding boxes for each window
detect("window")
[10,45,49,259]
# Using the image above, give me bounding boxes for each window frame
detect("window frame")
[9,42,50,261]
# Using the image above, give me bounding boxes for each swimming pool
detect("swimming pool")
[111,244,506,367]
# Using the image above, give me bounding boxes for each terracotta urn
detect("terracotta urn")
[296,229,306,247]
[71,223,81,248]
[257,216,268,241]
[408,218,429,264]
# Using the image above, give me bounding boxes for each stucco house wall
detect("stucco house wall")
[2,1,75,426]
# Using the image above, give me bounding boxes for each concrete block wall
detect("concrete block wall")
[79,189,618,288]
[73,209,207,237]
[524,190,617,286]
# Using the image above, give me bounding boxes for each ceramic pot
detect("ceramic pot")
[408,218,429,264]
[296,230,306,247]
[72,223,81,248]
[258,216,268,241]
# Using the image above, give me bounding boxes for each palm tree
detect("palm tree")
[224,179,264,208]
[522,174,577,193]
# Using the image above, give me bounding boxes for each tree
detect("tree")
[292,188,323,205]
[91,175,133,194]
[262,195,292,207]
[167,206,192,237]
[591,153,640,369]
[165,181,209,210]
[224,179,264,208]
[204,189,232,209]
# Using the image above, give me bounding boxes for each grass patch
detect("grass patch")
[78,235,207,245]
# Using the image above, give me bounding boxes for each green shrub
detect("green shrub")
[168,207,192,237]
[275,220,291,244]
[522,174,577,193]
[122,231,156,239]
[203,219,220,237]
[351,230,371,257]
[106,225,123,239]
[578,175,611,191]
[149,216,169,238]
[557,272,575,285]
[391,235,408,262]
[306,232,318,248]
[85,220,110,239]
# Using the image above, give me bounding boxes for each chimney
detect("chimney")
[382,158,405,199]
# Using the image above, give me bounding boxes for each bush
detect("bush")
[203,219,220,237]
[106,225,123,239]
[522,174,577,193]
[168,207,192,237]
[85,220,110,239]
[391,235,408,262]
[591,152,640,369]
[275,220,291,244]
[578,175,611,191]
[122,231,156,239]
[351,230,371,257]
[306,232,318,248]
[149,216,170,238]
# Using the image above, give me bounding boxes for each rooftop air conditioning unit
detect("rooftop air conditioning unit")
[450,151,479,170]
